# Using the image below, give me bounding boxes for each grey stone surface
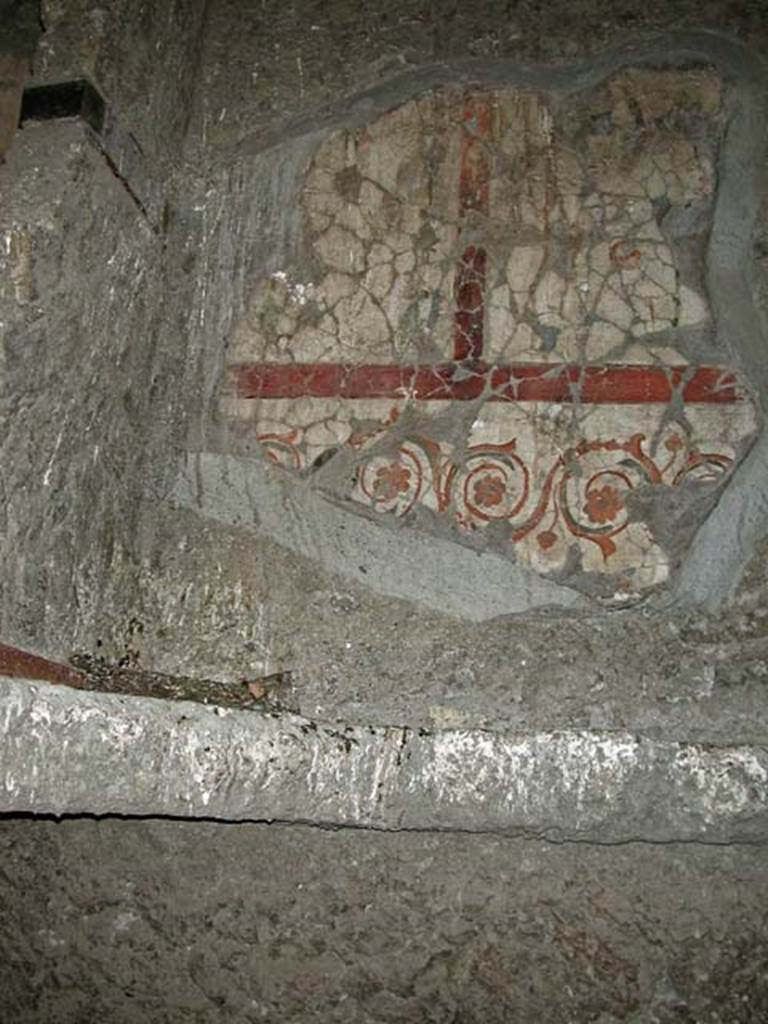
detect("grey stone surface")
[33,0,204,217]
[2,817,768,1023]
[129,503,768,744]
[194,3,768,160]
[0,4,204,660]
[0,1,42,59]
[3,3,768,1021]
[173,451,586,620]
[3,677,768,843]
[0,119,162,655]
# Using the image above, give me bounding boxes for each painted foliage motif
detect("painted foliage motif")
[220,67,758,598]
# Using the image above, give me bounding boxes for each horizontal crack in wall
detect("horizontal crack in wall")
[1,676,766,844]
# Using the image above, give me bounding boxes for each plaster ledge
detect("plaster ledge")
[1,676,767,843]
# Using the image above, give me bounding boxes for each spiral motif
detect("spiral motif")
[357,443,426,516]
[560,461,637,542]
[450,445,530,524]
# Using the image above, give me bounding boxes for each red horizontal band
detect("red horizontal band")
[229,361,742,405]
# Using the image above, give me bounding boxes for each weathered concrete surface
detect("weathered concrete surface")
[3,677,767,843]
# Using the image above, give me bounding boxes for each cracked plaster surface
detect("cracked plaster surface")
[212,66,758,602]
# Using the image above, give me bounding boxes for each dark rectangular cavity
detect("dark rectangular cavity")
[19,78,106,135]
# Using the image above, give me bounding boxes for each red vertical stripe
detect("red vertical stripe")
[453,94,492,361]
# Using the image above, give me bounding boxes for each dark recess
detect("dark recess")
[19,78,106,135]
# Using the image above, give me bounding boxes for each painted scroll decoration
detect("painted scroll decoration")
[220,68,758,599]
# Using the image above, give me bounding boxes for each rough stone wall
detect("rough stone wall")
[2,3,768,1022]
[33,0,202,209]
[0,1,41,160]
[129,6,768,738]
[196,0,768,157]
[0,1,205,655]
[2,819,768,1024]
